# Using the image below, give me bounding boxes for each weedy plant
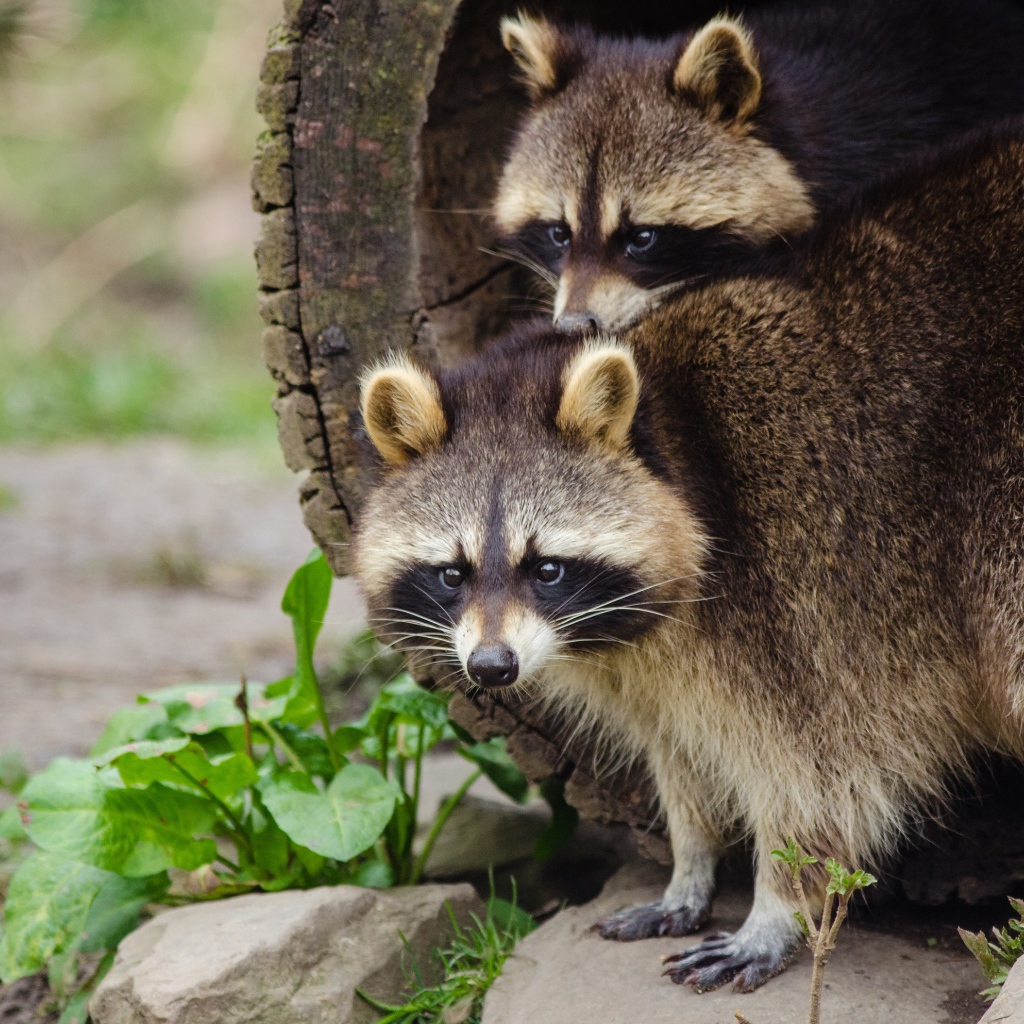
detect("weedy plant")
[358,891,536,1024]
[0,550,562,1022]
[735,840,877,1024]
[960,896,1024,1000]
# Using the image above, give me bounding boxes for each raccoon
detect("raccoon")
[494,0,1024,333]
[354,125,1024,993]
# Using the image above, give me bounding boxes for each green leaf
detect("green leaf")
[93,737,191,766]
[21,759,217,876]
[0,805,27,841]
[80,872,170,953]
[275,723,336,779]
[348,857,394,889]
[141,682,287,735]
[90,703,171,757]
[105,743,258,801]
[459,740,529,804]
[58,949,116,1024]
[534,778,579,862]
[0,852,109,983]
[373,677,450,730]
[486,896,535,939]
[260,763,397,862]
[333,726,367,756]
[248,797,291,878]
[280,548,333,727]
[0,749,28,794]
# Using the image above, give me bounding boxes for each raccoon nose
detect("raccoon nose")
[555,310,601,334]
[467,644,519,688]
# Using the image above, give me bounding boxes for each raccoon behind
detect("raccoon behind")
[495,0,1024,332]
[354,124,1024,993]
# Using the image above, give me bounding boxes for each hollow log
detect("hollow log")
[253,0,1024,890]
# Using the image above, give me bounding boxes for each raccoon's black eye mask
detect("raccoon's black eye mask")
[609,223,761,288]
[507,218,761,287]
[386,554,658,650]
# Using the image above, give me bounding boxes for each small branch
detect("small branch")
[235,675,255,762]
[793,873,819,945]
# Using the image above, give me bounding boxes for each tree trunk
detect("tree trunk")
[252,0,1024,889]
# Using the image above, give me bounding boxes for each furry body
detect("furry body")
[355,128,1024,991]
[496,0,1024,332]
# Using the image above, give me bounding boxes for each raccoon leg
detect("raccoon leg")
[662,844,802,992]
[596,757,719,941]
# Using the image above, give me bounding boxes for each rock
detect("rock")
[90,883,483,1024]
[980,959,1024,1023]
[483,861,987,1024]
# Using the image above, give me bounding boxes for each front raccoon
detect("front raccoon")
[494,0,1024,332]
[355,125,1024,993]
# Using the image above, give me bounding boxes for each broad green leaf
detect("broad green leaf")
[0,852,109,983]
[260,763,397,862]
[21,759,217,876]
[91,703,171,757]
[279,549,332,726]
[93,737,190,766]
[0,749,28,794]
[80,872,169,953]
[534,778,579,862]
[104,743,258,802]
[459,739,529,803]
[140,682,287,735]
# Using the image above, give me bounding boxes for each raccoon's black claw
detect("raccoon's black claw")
[662,933,796,992]
[594,900,709,941]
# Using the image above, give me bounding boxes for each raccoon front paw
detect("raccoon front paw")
[662,931,797,992]
[594,900,710,941]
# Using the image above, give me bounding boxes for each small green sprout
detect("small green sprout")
[960,896,1024,1001]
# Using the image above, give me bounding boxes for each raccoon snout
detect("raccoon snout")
[554,310,602,334]
[467,643,519,688]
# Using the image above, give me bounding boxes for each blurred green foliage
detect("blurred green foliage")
[0,0,280,444]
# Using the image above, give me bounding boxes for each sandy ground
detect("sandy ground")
[0,439,367,769]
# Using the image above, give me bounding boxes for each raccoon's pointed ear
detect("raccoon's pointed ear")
[556,343,640,453]
[672,16,761,126]
[360,357,447,467]
[501,13,577,100]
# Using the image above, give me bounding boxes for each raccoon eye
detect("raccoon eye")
[548,223,571,249]
[439,566,466,589]
[535,560,564,585]
[626,227,658,257]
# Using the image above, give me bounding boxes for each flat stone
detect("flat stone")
[483,861,987,1024]
[91,883,483,1024]
[980,959,1024,1023]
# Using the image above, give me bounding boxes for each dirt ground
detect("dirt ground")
[0,439,366,769]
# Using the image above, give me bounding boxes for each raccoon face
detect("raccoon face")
[494,15,814,333]
[353,340,707,695]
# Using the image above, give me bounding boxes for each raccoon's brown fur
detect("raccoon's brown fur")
[495,0,1024,333]
[354,125,1024,993]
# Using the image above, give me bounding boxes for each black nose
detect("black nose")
[467,644,519,688]
[555,310,601,334]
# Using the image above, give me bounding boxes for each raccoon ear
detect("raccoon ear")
[556,343,640,453]
[672,16,761,126]
[501,13,575,99]
[360,357,447,467]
